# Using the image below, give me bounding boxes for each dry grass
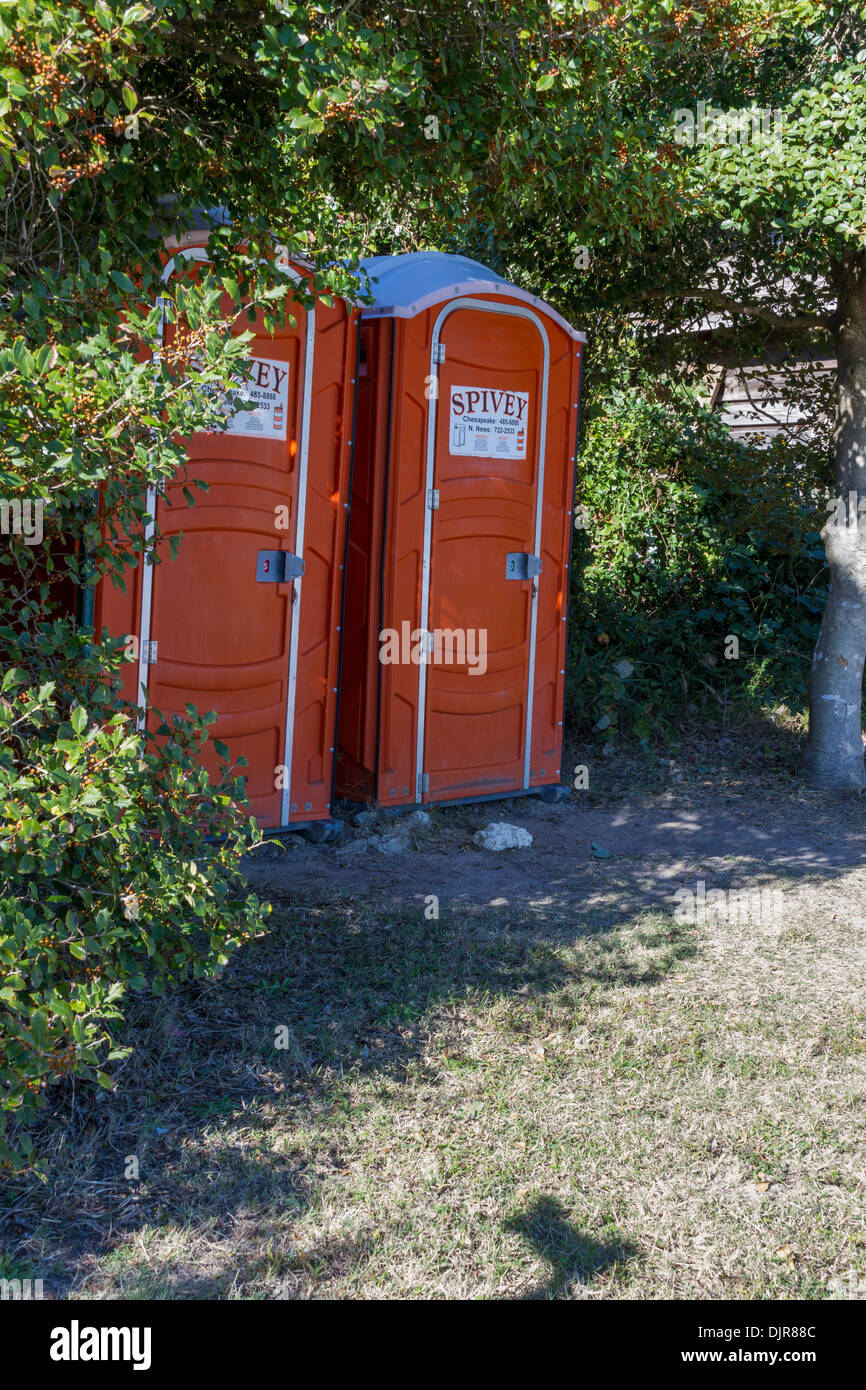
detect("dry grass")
[2,767,865,1300]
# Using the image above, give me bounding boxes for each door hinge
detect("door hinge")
[428,489,440,510]
[434,343,446,365]
[417,772,429,799]
[143,639,158,665]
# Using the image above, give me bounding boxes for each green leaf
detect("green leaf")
[109,269,137,294]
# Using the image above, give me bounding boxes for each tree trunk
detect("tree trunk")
[803,251,866,789]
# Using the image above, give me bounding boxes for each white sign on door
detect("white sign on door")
[448,385,529,459]
[213,356,289,440]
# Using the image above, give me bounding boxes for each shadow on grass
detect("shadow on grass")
[505,1196,638,1299]
[251,891,697,1076]
[1,891,693,1296]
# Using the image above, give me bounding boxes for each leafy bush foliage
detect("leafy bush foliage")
[568,379,831,743]
[0,626,265,1170]
[0,1,301,1170]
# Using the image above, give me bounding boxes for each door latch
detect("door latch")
[505,552,542,581]
[256,550,305,583]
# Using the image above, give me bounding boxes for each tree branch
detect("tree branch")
[173,8,267,30]
[172,33,263,77]
[630,285,833,332]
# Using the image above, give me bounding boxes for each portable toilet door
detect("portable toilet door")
[336,252,585,808]
[95,230,358,831]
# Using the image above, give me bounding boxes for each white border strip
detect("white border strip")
[279,302,316,825]
[362,278,585,343]
[135,247,209,731]
[135,484,157,729]
[524,320,550,790]
[416,297,550,800]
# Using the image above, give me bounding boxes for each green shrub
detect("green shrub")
[568,381,831,743]
[0,3,295,1171]
[0,627,266,1172]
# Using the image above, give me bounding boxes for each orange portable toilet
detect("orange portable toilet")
[336,253,585,809]
[94,228,358,832]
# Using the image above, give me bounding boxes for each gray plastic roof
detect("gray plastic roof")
[358,253,585,342]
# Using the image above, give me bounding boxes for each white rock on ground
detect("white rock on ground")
[408,809,431,826]
[472,822,533,851]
